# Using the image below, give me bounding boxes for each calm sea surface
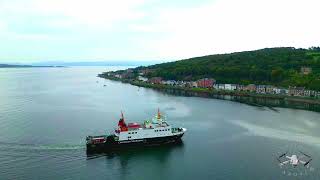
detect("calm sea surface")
[1,67,320,180]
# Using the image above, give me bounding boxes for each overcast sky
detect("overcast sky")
[0,0,319,63]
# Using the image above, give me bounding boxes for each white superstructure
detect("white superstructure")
[115,110,186,142]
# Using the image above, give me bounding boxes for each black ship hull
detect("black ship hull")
[86,134,184,154]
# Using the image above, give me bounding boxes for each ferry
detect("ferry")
[86,109,187,153]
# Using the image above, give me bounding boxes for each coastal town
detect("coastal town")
[102,67,320,99]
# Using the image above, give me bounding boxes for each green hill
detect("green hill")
[136,47,320,90]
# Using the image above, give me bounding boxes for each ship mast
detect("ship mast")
[157,108,161,119]
[118,111,128,131]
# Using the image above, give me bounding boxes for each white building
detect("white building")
[162,80,176,86]
[224,84,231,90]
[191,81,198,88]
[231,84,237,91]
[115,74,122,78]
[138,76,148,82]
[214,84,225,90]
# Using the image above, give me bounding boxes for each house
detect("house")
[184,81,197,88]
[231,84,237,91]
[176,81,186,87]
[288,86,305,96]
[197,78,215,88]
[274,87,288,95]
[224,84,237,91]
[184,81,192,88]
[256,85,267,94]
[162,80,176,86]
[303,89,312,97]
[121,72,134,79]
[148,77,162,84]
[137,76,148,82]
[225,84,232,90]
[310,90,317,97]
[139,69,154,76]
[265,85,275,94]
[191,81,198,88]
[115,74,122,78]
[214,84,225,90]
[244,84,256,92]
[236,85,245,91]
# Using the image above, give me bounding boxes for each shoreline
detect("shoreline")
[98,75,320,112]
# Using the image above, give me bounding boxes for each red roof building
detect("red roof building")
[197,78,215,88]
[148,77,162,84]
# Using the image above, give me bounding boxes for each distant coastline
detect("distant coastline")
[0,64,64,68]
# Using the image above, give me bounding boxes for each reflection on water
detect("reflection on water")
[85,142,185,180]
[87,141,184,157]
[87,142,184,165]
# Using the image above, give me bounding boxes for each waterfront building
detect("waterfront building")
[288,86,305,96]
[162,80,176,86]
[214,84,226,90]
[197,78,215,88]
[225,84,232,90]
[231,84,237,91]
[148,77,162,84]
[274,87,288,95]
[224,84,237,91]
[138,76,148,82]
[115,74,122,78]
[303,89,312,97]
[256,85,267,94]
[236,84,245,91]
[244,84,256,92]
[191,81,198,88]
[266,85,275,94]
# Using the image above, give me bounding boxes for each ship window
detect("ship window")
[128,132,131,134]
